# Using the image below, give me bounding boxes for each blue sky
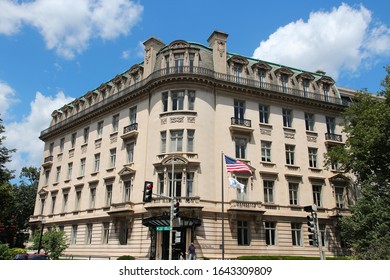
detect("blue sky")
[0,0,389,178]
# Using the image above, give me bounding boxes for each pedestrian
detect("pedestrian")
[188,242,196,260]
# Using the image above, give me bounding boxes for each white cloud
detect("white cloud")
[4,91,74,176]
[0,81,19,117]
[0,0,143,59]
[252,3,390,80]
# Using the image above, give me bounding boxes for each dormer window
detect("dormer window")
[174,53,184,73]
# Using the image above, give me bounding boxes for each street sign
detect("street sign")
[156,226,170,231]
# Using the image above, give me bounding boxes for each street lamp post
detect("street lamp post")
[37,218,46,254]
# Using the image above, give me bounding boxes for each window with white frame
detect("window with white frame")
[233,64,243,82]
[105,184,112,206]
[282,108,292,127]
[129,106,137,124]
[67,162,73,180]
[75,190,81,211]
[188,91,195,110]
[119,220,129,245]
[62,192,68,212]
[83,127,89,143]
[80,158,86,177]
[305,113,315,131]
[56,166,61,183]
[160,131,167,153]
[312,185,322,207]
[265,221,276,245]
[109,148,116,168]
[94,153,100,173]
[187,130,195,153]
[236,178,248,201]
[234,99,245,120]
[319,224,327,247]
[170,130,183,152]
[291,223,302,246]
[162,92,168,112]
[263,180,274,203]
[89,187,96,209]
[174,53,184,73]
[51,195,56,214]
[60,138,65,153]
[186,172,194,197]
[281,74,289,93]
[71,133,77,148]
[326,116,336,134]
[261,141,272,162]
[259,104,269,124]
[172,91,184,111]
[335,186,345,208]
[285,144,295,165]
[237,220,250,246]
[235,137,247,159]
[308,148,318,168]
[97,121,104,138]
[40,198,45,215]
[126,142,134,163]
[303,79,310,97]
[123,181,131,202]
[289,182,299,205]
[44,169,50,185]
[112,114,119,132]
[169,172,183,197]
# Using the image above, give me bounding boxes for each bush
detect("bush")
[8,247,27,259]
[0,243,11,260]
[117,255,135,260]
[237,255,350,260]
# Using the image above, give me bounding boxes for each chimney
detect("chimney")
[207,30,228,74]
[143,37,165,77]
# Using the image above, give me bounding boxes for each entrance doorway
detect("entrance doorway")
[161,227,186,260]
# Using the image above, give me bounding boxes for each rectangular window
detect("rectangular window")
[291,223,302,246]
[86,224,93,244]
[234,99,245,120]
[49,142,54,155]
[119,220,129,245]
[94,153,100,173]
[83,127,89,143]
[303,79,310,97]
[259,104,269,124]
[56,166,61,182]
[235,138,247,159]
[158,173,164,195]
[67,162,73,180]
[160,131,167,153]
[123,181,131,202]
[282,109,292,127]
[187,130,195,153]
[168,172,182,197]
[308,148,318,168]
[281,74,289,93]
[324,84,330,102]
[102,222,110,244]
[62,193,68,213]
[51,196,56,214]
[80,158,86,177]
[258,70,266,87]
[162,92,168,112]
[313,185,322,207]
[261,141,271,162]
[265,222,276,246]
[263,180,274,203]
[97,121,104,138]
[126,143,134,163]
[305,113,314,131]
[75,190,81,211]
[174,53,184,73]
[319,224,326,247]
[335,187,345,208]
[105,184,112,206]
[40,198,45,215]
[109,148,116,168]
[71,225,78,245]
[233,65,243,82]
[170,130,183,152]
[89,188,96,209]
[44,169,50,185]
[112,114,119,132]
[289,182,299,205]
[236,178,248,201]
[186,172,194,197]
[172,91,184,111]
[71,133,77,148]
[237,220,250,246]
[188,91,195,110]
[285,145,295,165]
[60,138,65,153]
[129,106,137,124]
[326,117,336,134]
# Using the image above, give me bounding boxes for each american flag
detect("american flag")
[224,155,252,174]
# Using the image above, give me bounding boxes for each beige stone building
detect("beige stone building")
[30,30,355,260]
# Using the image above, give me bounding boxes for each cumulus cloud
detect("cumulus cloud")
[0,0,143,59]
[252,3,390,80]
[4,91,74,176]
[0,81,19,117]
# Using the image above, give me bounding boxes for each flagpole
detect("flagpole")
[221,152,225,260]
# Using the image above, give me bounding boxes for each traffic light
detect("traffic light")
[173,201,180,219]
[143,181,153,202]
[307,214,318,247]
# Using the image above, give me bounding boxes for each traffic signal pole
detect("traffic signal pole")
[304,204,326,260]
[314,211,326,260]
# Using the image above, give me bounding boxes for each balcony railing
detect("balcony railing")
[123,123,138,134]
[231,117,251,128]
[42,155,53,167]
[41,66,344,138]
[325,133,343,142]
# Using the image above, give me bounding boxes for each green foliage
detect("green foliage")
[0,116,15,184]
[237,255,349,260]
[325,65,390,259]
[117,255,135,260]
[29,225,69,259]
[0,243,12,260]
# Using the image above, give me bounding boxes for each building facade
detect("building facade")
[30,31,354,259]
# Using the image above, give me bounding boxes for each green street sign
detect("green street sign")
[156,226,170,231]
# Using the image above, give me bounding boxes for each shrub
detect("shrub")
[117,255,135,260]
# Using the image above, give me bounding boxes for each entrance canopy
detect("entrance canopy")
[142,215,201,228]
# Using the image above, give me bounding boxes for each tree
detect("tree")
[326,66,390,259]
[0,115,15,183]
[29,225,68,259]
